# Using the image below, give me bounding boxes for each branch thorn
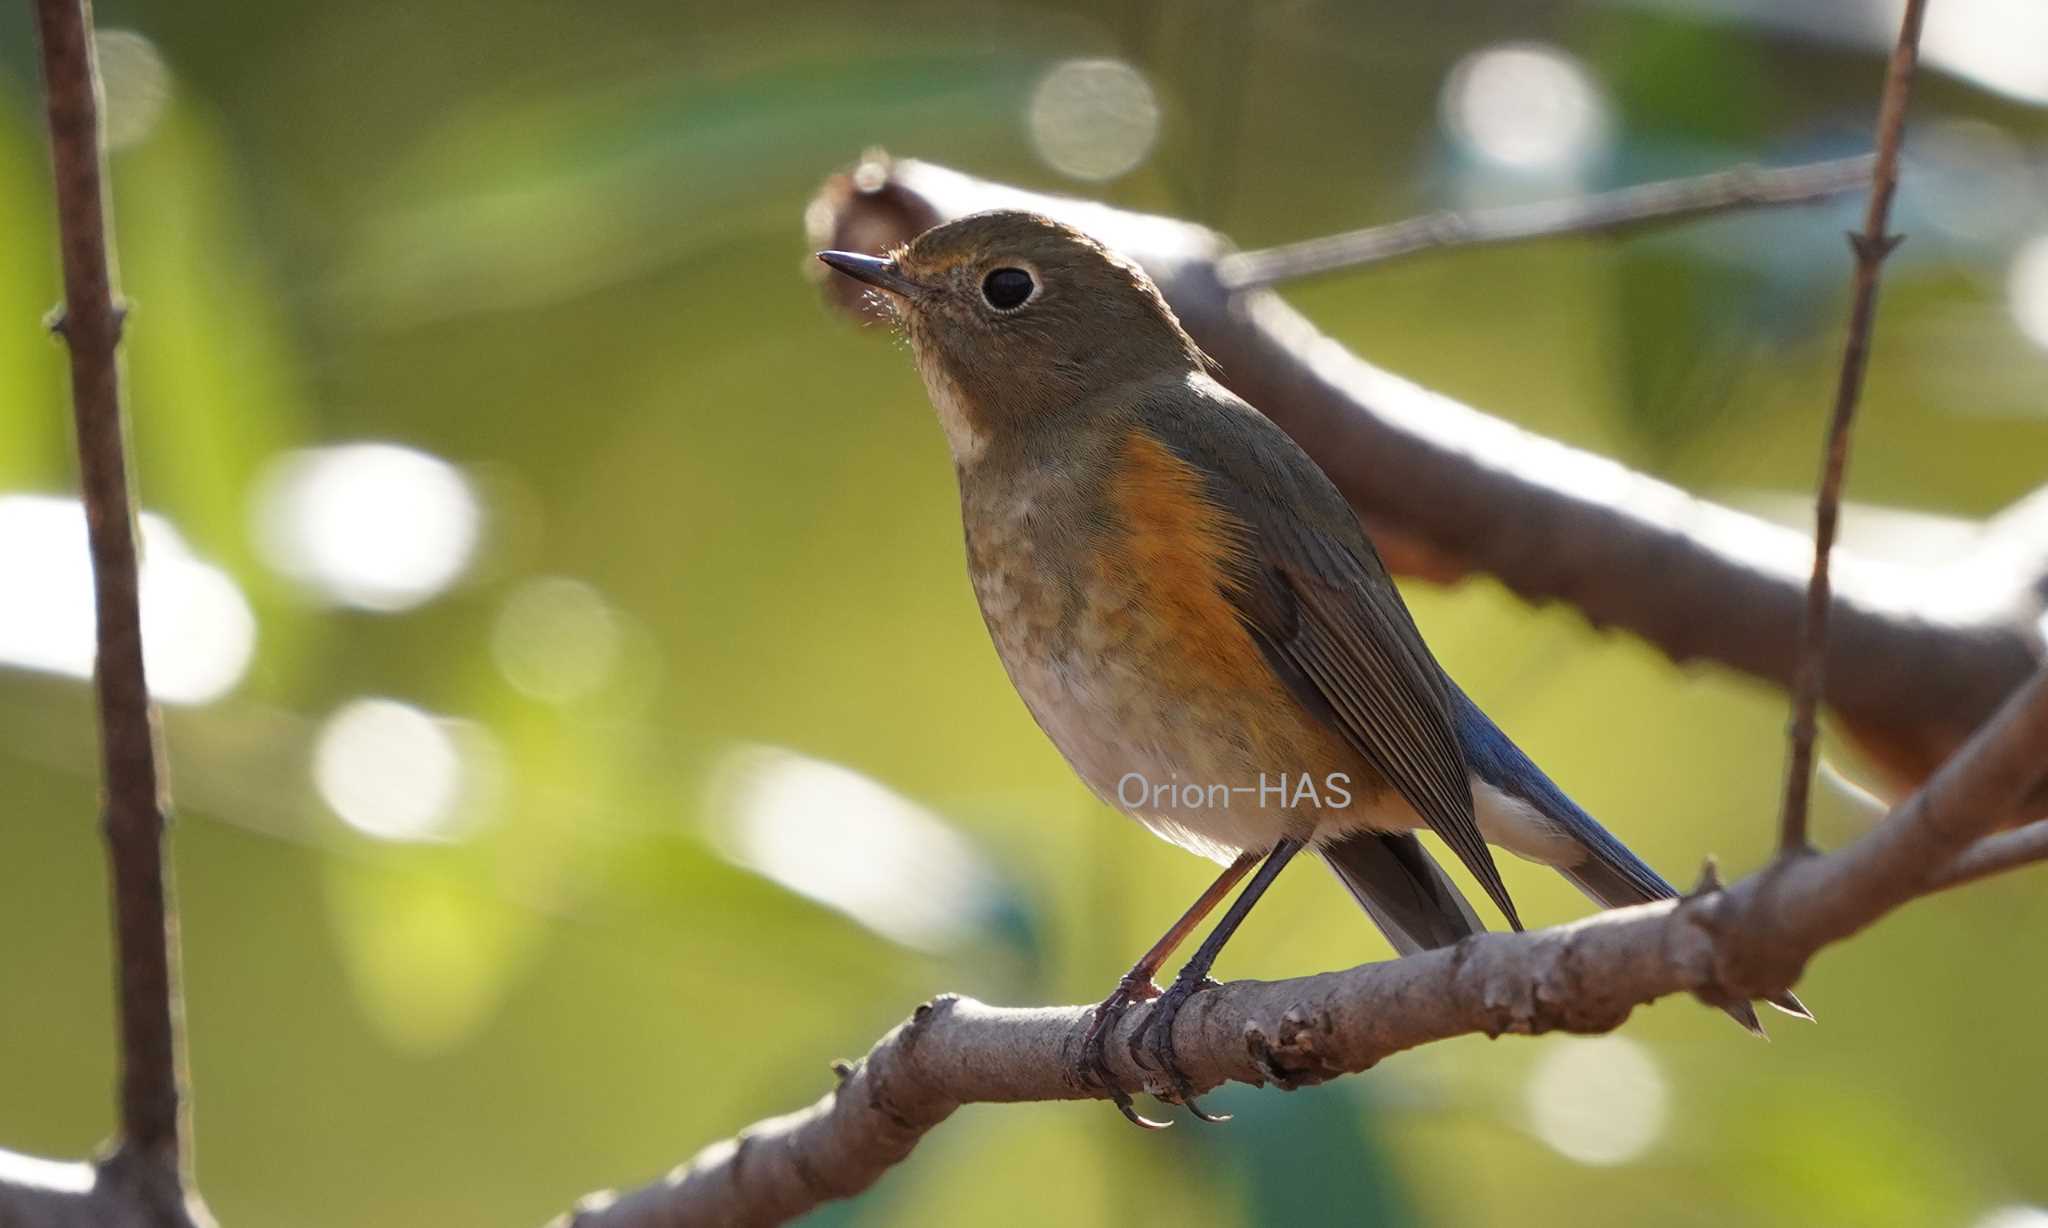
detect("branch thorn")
[1847,231,1906,262]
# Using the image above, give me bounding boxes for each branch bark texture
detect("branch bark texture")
[11,1,208,1225]
[808,157,2047,793]
[559,668,2048,1228]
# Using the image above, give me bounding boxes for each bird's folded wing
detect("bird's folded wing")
[1229,522,1523,931]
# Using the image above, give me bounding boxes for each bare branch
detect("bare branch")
[1778,0,1933,855]
[562,23,2035,1225]
[0,1152,98,1228]
[1927,817,2048,892]
[557,668,2048,1228]
[560,27,2039,1223]
[29,1,207,1224]
[807,157,2047,792]
[1217,155,1875,291]
[0,1150,205,1228]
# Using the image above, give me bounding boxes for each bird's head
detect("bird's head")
[819,210,1205,462]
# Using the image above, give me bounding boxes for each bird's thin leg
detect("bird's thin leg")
[1138,837,1307,1123]
[1081,850,1259,1129]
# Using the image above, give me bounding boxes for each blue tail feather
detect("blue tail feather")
[1447,684,1676,905]
[1446,682,1812,1029]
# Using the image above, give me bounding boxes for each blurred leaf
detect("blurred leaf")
[324,855,535,1053]
[333,49,1044,322]
[0,104,69,489]
[1585,9,1778,146]
[1603,240,1780,460]
[112,106,308,572]
[1189,1081,1419,1228]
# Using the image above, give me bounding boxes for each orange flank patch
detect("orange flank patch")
[1099,431,1272,695]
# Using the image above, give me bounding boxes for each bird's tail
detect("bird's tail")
[1321,829,1486,957]
[1447,684,1812,1033]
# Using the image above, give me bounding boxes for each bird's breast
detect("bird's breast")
[960,429,1394,861]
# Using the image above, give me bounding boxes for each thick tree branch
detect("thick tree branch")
[1779,0,1930,854]
[558,668,2048,1228]
[558,18,2036,1223]
[1217,155,1875,290]
[561,15,2031,1225]
[807,157,2046,793]
[11,1,209,1225]
[0,1151,196,1228]
[0,1154,97,1228]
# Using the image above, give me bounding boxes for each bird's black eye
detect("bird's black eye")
[981,267,1035,311]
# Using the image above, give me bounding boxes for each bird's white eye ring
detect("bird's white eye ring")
[981,267,1036,311]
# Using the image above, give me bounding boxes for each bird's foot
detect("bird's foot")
[1079,975,1169,1129]
[1134,973,1229,1123]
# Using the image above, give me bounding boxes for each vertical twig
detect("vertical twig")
[1778,0,1931,856]
[32,0,194,1205]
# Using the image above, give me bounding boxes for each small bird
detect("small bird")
[819,211,1807,1127]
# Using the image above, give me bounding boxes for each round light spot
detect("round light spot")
[0,495,254,705]
[2007,234,2048,352]
[491,576,623,703]
[253,443,480,612]
[1524,1035,1669,1165]
[1442,43,1611,173]
[314,698,466,841]
[1976,1207,2048,1228]
[140,545,258,705]
[96,30,172,151]
[1028,59,1161,182]
[1923,0,2048,106]
[706,746,996,952]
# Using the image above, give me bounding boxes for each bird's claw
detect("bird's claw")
[1133,974,1230,1123]
[1080,978,1171,1129]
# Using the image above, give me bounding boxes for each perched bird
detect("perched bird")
[819,211,1807,1126]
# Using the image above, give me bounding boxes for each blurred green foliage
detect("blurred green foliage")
[2,2,2046,1226]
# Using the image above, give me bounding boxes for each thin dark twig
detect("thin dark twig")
[1216,155,1875,290]
[33,0,188,1183]
[1778,0,1932,856]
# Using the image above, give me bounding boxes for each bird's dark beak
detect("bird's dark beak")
[817,250,922,298]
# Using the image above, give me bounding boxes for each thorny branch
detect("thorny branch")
[1777,0,1931,855]
[549,11,2046,1223]
[6,4,2039,1227]
[1,1,211,1225]
[556,668,2048,1228]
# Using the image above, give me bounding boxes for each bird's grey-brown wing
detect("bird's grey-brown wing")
[1236,525,1521,930]
[1135,381,1523,930]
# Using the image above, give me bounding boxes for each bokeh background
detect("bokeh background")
[3,1,2047,1224]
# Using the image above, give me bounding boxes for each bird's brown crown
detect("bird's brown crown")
[880,211,1208,449]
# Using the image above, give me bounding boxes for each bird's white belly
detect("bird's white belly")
[1006,650,1306,862]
